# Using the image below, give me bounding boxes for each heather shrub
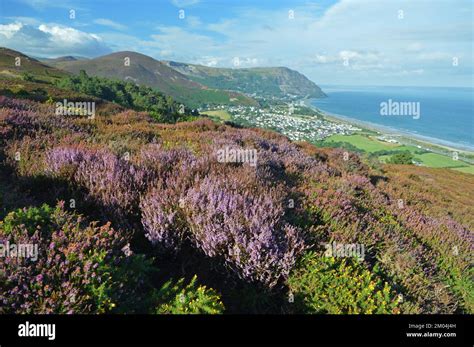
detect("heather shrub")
[1,96,85,137]
[45,146,151,220]
[0,203,154,314]
[182,175,306,287]
[4,135,54,177]
[154,275,224,314]
[137,143,198,181]
[140,179,188,251]
[288,252,399,314]
[140,138,307,287]
[139,145,205,251]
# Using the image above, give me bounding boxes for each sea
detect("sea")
[310,85,474,151]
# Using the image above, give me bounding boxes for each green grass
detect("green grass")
[325,133,473,174]
[451,165,474,174]
[204,109,232,121]
[325,134,397,152]
[413,153,466,168]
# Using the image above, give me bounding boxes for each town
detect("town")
[204,102,361,143]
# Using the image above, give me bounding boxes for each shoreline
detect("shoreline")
[304,99,474,154]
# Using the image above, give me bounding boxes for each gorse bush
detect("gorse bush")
[155,275,225,314]
[288,252,399,314]
[0,203,55,235]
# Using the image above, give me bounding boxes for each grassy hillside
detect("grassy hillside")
[0,78,198,125]
[165,61,326,99]
[0,47,69,83]
[0,48,201,123]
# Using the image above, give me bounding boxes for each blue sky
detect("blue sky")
[0,0,472,87]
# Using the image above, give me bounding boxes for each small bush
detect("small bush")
[154,275,224,314]
[387,151,414,165]
[21,72,35,82]
[0,203,55,235]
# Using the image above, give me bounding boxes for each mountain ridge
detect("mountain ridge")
[43,50,326,103]
[43,51,257,108]
[164,60,327,99]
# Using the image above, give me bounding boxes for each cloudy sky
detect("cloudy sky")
[0,0,472,87]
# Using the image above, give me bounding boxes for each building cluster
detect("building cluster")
[222,104,360,142]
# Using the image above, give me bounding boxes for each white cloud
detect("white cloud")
[94,18,127,31]
[232,57,260,67]
[147,26,219,61]
[406,43,423,53]
[5,16,40,25]
[207,19,238,33]
[195,56,221,67]
[0,22,23,39]
[313,54,330,64]
[0,22,111,57]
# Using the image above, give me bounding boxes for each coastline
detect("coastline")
[304,99,474,154]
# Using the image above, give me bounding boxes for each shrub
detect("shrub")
[154,275,224,314]
[288,252,399,314]
[182,175,305,287]
[0,203,154,314]
[0,203,55,235]
[140,144,306,287]
[45,146,152,220]
[387,151,414,165]
[21,72,35,82]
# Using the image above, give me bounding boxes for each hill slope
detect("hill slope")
[46,51,256,108]
[164,61,326,99]
[0,47,69,82]
[1,94,472,314]
[38,56,89,64]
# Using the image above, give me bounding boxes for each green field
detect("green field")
[413,153,465,168]
[204,109,232,121]
[326,134,401,152]
[452,166,474,174]
[325,133,474,174]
